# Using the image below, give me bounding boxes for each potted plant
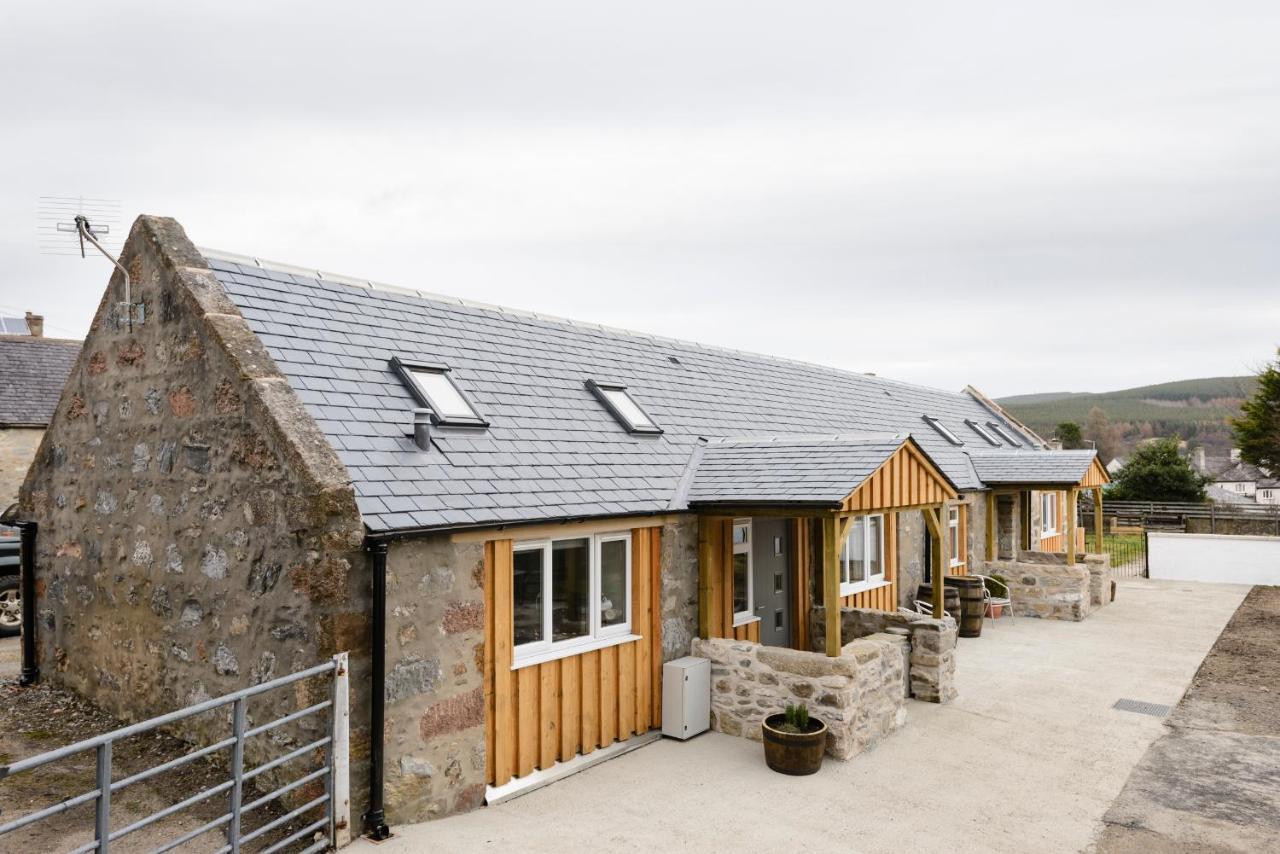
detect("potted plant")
[762,703,827,775]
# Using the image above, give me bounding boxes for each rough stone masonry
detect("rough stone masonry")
[18,217,372,810]
[693,635,909,760]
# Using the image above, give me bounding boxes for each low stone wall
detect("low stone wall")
[983,556,1093,621]
[810,606,958,704]
[692,635,907,760]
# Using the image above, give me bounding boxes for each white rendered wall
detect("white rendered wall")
[1148,532,1280,585]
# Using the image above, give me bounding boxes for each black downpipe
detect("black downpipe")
[17,520,39,686]
[364,540,391,841]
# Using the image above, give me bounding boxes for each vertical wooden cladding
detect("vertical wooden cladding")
[1080,458,1110,488]
[843,442,956,512]
[484,527,663,789]
[839,511,899,610]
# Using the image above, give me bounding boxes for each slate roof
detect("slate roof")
[686,434,911,508]
[0,337,82,426]
[204,250,1049,533]
[966,449,1099,485]
[1210,461,1268,484]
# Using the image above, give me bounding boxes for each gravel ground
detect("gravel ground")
[0,677,320,852]
[1097,585,1280,853]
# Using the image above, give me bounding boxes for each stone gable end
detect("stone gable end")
[18,217,368,770]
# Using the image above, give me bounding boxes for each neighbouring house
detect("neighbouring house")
[18,216,1112,830]
[0,312,81,507]
[1192,447,1279,506]
[1106,456,1126,477]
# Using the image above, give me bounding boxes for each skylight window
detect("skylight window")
[986,422,1022,447]
[586,380,662,434]
[391,358,487,427]
[922,415,963,446]
[965,419,1000,447]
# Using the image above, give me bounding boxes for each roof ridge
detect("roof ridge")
[707,432,905,446]
[197,245,986,403]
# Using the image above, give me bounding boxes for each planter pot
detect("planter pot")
[762,713,827,776]
[989,603,1004,618]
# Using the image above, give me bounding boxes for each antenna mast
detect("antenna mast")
[38,196,141,329]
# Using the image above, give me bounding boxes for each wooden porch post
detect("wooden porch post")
[923,506,946,619]
[1065,489,1078,565]
[822,514,841,657]
[1092,486,1104,554]
[697,515,715,637]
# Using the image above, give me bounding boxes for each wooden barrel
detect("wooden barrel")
[945,576,985,638]
[915,583,960,623]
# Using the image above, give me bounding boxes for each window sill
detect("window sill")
[732,615,760,628]
[513,633,642,670]
[840,579,891,598]
[1040,530,1058,539]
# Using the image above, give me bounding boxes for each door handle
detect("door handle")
[756,605,766,611]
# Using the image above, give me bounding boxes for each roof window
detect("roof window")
[986,422,1022,447]
[587,380,662,434]
[922,415,963,446]
[965,419,1000,446]
[391,358,487,427]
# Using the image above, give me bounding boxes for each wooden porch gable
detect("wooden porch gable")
[841,439,958,512]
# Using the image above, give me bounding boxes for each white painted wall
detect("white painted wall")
[1148,532,1280,585]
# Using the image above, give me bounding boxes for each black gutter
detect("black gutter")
[363,539,391,841]
[17,520,38,686]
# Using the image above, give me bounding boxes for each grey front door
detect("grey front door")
[751,517,790,647]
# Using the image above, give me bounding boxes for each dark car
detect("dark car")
[1,522,18,637]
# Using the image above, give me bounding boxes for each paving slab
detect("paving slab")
[1097,585,1280,854]
[355,579,1247,854]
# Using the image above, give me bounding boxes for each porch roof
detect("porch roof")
[686,433,956,509]
[966,449,1109,488]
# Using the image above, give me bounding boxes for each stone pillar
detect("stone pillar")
[908,618,958,703]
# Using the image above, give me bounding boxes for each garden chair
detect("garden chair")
[974,574,1013,623]
[911,600,952,620]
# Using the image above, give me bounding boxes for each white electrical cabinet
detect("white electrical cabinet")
[662,656,710,740]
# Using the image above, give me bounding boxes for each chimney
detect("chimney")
[1230,448,1241,462]
[24,312,43,337]
[410,408,433,452]
[1192,447,1206,472]
[1047,438,1063,451]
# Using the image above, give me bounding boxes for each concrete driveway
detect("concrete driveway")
[356,579,1248,854]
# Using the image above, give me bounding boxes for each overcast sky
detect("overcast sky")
[2,2,1278,397]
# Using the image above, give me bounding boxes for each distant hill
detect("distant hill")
[999,376,1257,447]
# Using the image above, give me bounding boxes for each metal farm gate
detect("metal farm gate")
[0,653,351,853]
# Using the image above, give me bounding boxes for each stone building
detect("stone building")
[0,314,80,507]
[19,215,1109,831]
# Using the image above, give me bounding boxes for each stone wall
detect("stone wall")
[381,535,487,823]
[692,635,907,760]
[1187,516,1280,537]
[660,515,699,664]
[809,605,958,704]
[17,217,370,807]
[0,426,44,508]
[983,555,1091,621]
[896,510,926,608]
[964,492,987,571]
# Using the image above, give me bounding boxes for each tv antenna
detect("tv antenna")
[36,196,142,329]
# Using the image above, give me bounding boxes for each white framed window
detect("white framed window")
[1041,492,1058,536]
[948,506,962,566]
[732,518,753,626]
[922,415,963,446]
[585,380,662,434]
[840,513,885,596]
[513,532,633,667]
[390,357,488,427]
